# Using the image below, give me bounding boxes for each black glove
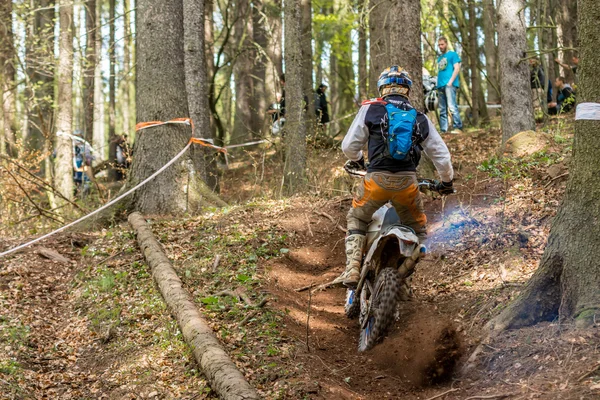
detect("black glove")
[345,157,366,171]
[435,180,454,195]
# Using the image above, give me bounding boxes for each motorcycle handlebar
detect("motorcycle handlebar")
[343,162,455,195]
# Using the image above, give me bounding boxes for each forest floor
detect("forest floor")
[1,117,600,399]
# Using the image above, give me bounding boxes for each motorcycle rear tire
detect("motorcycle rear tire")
[358,267,400,352]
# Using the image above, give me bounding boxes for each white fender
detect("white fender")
[363,225,419,267]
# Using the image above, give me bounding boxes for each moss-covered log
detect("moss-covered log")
[128,212,259,400]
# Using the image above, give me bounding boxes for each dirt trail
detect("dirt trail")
[263,197,464,399]
[0,237,92,398]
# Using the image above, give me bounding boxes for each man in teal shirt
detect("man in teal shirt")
[436,37,463,134]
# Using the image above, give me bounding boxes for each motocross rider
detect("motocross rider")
[340,65,455,288]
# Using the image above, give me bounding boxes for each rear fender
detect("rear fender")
[363,226,419,270]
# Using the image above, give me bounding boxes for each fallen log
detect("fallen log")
[128,212,259,400]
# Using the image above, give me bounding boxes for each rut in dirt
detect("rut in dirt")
[265,200,463,398]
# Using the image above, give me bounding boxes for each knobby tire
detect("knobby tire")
[358,267,400,351]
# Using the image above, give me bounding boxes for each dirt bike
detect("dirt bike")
[343,162,446,351]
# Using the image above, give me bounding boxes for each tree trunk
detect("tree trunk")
[490,0,600,332]
[131,0,224,214]
[108,0,117,180]
[283,0,307,194]
[0,0,17,157]
[557,0,577,83]
[483,0,500,105]
[54,0,75,202]
[330,3,355,135]
[369,0,424,110]
[468,0,480,126]
[252,0,268,135]
[122,0,131,136]
[184,0,219,190]
[93,0,105,159]
[83,0,96,145]
[357,0,367,101]
[497,0,535,143]
[204,0,217,139]
[232,0,254,142]
[315,26,323,88]
[25,0,55,157]
[300,0,315,131]
[264,0,283,109]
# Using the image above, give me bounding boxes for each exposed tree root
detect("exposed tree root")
[128,212,259,400]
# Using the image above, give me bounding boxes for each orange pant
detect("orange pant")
[347,171,427,239]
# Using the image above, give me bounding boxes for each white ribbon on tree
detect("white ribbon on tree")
[575,103,600,121]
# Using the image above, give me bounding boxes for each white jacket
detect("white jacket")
[341,103,454,182]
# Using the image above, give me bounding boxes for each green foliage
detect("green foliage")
[0,360,21,375]
[477,151,563,179]
[0,319,30,345]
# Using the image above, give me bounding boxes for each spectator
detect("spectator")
[436,36,463,134]
[548,76,576,115]
[267,92,285,135]
[314,84,330,125]
[555,55,579,76]
[73,145,91,197]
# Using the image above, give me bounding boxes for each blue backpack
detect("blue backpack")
[383,102,418,160]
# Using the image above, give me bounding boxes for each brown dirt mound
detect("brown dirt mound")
[370,305,462,387]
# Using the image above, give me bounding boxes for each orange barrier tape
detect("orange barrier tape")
[190,137,227,154]
[135,117,192,132]
[134,117,227,154]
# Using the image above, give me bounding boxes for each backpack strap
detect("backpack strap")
[361,98,387,106]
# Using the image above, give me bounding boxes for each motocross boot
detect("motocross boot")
[342,234,366,288]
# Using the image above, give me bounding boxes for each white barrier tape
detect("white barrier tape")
[0,141,193,259]
[458,104,502,109]
[575,103,600,120]
[225,139,268,149]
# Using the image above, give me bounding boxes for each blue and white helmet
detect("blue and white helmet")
[377,66,412,97]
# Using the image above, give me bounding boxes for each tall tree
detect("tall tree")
[54,0,75,201]
[131,0,223,214]
[184,0,219,190]
[300,0,314,129]
[489,0,600,331]
[122,0,132,135]
[92,0,104,158]
[232,0,254,142]
[283,0,307,194]
[357,0,367,100]
[25,0,55,156]
[261,0,282,109]
[329,0,356,134]
[497,0,534,143]
[467,0,480,126]
[0,0,17,156]
[204,0,217,138]
[557,0,577,83]
[251,0,268,135]
[483,0,500,105]
[83,0,96,145]
[108,0,117,180]
[369,0,424,110]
